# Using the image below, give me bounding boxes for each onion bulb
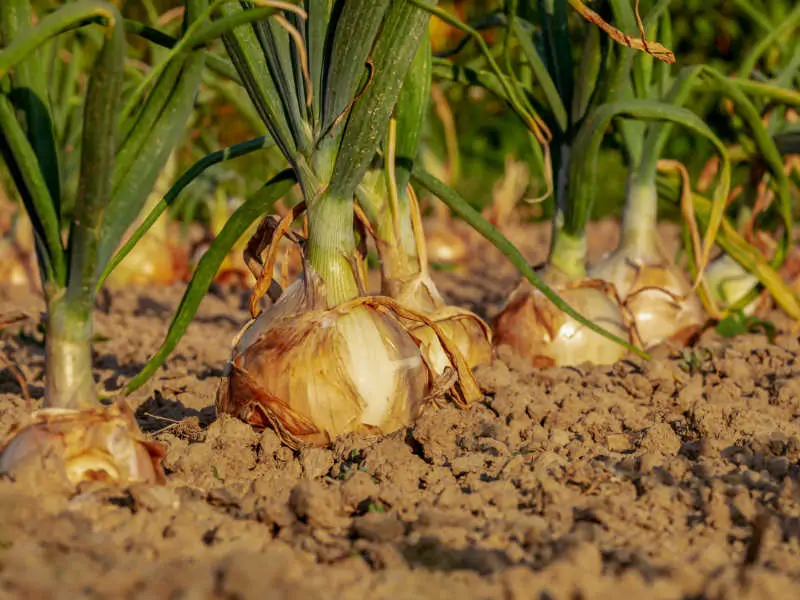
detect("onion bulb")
[589,243,704,348]
[390,271,492,373]
[423,216,471,266]
[0,207,38,289]
[105,152,189,288]
[589,183,704,348]
[217,269,481,448]
[704,253,761,316]
[493,266,630,367]
[358,174,492,373]
[105,222,189,288]
[387,186,491,372]
[0,401,165,487]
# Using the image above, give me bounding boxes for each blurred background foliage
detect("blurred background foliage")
[2,0,798,232]
[421,0,799,223]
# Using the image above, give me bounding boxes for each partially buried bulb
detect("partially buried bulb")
[493,266,631,367]
[0,401,165,487]
[217,266,481,449]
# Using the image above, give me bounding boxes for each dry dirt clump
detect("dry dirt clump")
[2,222,800,599]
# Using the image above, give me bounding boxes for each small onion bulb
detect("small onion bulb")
[590,250,704,349]
[0,402,165,487]
[105,224,188,288]
[493,268,631,367]
[391,272,492,373]
[423,217,470,266]
[704,253,760,316]
[0,212,38,289]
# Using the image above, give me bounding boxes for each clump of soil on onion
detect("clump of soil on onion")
[2,221,800,599]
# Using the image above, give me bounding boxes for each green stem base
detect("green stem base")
[306,193,360,306]
[549,226,587,281]
[619,175,660,258]
[45,297,95,410]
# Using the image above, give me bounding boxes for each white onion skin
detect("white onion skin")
[704,254,760,316]
[590,249,704,349]
[493,270,630,367]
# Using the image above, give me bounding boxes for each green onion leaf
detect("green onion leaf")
[411,167,649,359]
[328,0,433,199]
[99,135,277,290]
[125,169,296,394]
[66,2,124,305]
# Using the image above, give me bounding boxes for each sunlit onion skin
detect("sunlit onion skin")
[0,402,165,487]
[589,180,704,348]
[704,253,761,316]
[390,272,492,372]
[0,211,39,289]
[590,249,704,349]
[493,267,630,367]
[217,271,482,448]
[0,241,37,288]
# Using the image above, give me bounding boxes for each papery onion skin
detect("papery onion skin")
[392,273,493,372]
[218,282,431,448]
[588,179,705,348]
[0,402,165,487]
[493,275,630,367]
[590,254,704,349]
[409,309,492,375]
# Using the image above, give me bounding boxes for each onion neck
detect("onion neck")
[549,213,587,281]
[377,188,420,296]
[619,173,660,259]
[45,295,96,410]
[549,142,587,281]
[357,172,420,297]
[306,192,360,306]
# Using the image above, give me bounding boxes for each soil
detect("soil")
[2,220,800,599]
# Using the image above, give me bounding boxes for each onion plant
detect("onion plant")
[423,1,728,365]
[0,0,279,486]
[700,3,800,318]
[112,0,484,448]
[117,0,658,448]
[586,4,714,349]
[216,0,502,447]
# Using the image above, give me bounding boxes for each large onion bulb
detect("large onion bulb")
[0,402,165,487]
[493,267,630,367]
[217,270,480,448]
